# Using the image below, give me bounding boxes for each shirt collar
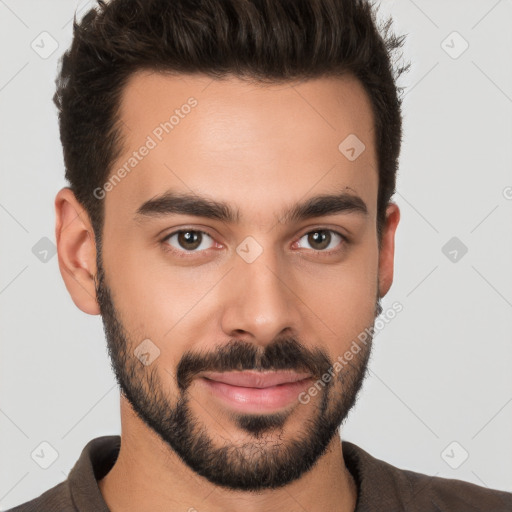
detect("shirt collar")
[68,435,120,511]
[67,435,407,512]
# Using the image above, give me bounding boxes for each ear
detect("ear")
[378,202,400,299]
[55,187,100,315]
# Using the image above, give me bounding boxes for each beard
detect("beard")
[94,249,381,491]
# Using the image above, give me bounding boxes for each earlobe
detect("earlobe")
[378,202,400,299]
[55,187,100,315]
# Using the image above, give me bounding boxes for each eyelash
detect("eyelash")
[160,228,349,259]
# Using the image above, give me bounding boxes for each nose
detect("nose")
[220,247,302,347]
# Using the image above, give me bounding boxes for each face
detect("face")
[85,71,397,490]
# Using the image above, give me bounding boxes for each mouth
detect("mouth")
[197,370,313,413]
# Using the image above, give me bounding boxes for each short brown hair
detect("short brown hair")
[53,0,409,245]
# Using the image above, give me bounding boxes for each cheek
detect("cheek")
[104,244,222,358]
[296,245,379,343]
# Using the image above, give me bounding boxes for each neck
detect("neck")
[99,399,358,512]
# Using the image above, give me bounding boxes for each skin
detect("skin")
[55,71,400,512]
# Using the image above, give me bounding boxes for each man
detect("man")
[8,0,512,510]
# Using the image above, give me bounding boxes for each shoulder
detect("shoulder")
[5,435,119,512]
[400,465,512,511]
[6,480,76,512]
[342,441,512,512]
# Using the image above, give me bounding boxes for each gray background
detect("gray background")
[1,0,511,509]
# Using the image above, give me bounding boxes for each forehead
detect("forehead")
[105,70,378,225]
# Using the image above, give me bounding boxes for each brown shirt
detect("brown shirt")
[7,435,512,511]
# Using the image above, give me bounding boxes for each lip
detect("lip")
[200,370,312,388]
[198,371,313,413]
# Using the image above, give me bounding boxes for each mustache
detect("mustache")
[176,338,332,391]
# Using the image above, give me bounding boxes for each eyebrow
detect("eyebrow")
[134,189,368,225]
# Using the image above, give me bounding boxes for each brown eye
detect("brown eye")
[164,230,214,253]
[297,229,345,252]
